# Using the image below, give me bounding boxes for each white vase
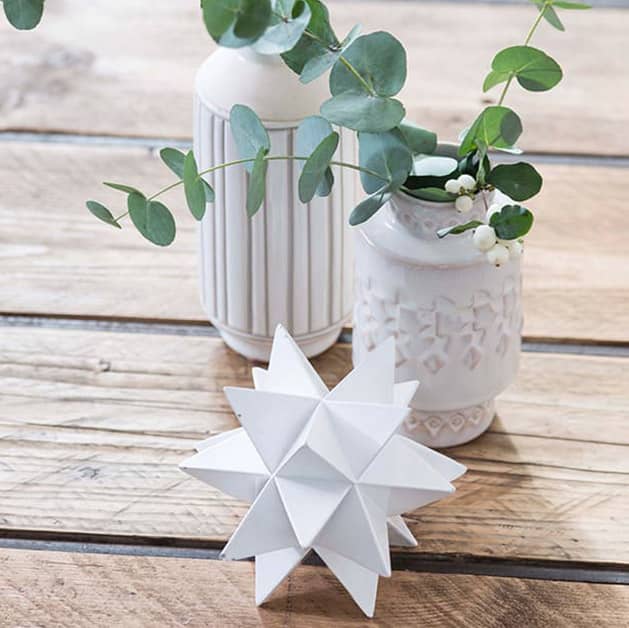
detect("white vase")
[193,48,355,361]
[352,183,522,448]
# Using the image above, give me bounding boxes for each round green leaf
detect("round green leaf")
[329,32,407,98]
[358,129,412,194]
[161,147,214,202]
[489,204,534,240]
[183,151,207,220]
[321,92,405,133]
[281,0,339,75]
[202,0,272,46]
[128,193,176,246]
[459,106,523,156]
[405,155,458,190]
[230,105,271,173]
[490,46,563,92]
[254,0,311,55]
[247,148,268,217]
[299,24,361,84]
[103,182,145,197]
[349,187,392,226]
[86,201,121,229]
[437,220,483,238]
[298,132,339,203]
[398,121,437,156]
[487,162,543,201]
[3,0,43,30]
[553,1,591,8]
[160,147,186,178]
[403,187,456,203]
[296,116,335,196]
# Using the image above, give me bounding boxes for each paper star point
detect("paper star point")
[180,325,466,617]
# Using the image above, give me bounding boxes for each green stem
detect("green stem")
[497,0,549,106]
[145,155,388,204]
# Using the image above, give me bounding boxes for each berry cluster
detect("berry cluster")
[473,204,523,266]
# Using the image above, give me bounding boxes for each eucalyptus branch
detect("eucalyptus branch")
[498,0,550,106]
[143,155,388,205]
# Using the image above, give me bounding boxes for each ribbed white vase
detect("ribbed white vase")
[194,48,355,361]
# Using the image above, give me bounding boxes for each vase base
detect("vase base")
[215,322,344,362]
[400,399,495,449]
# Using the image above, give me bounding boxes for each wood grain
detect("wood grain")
[1,142,627,342]
[0,1,627,156]
[1,549,628,627]
[1,326,628,564]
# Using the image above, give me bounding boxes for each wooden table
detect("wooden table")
[1,1,628,626]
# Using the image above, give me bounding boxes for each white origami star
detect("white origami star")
[180,326,466,617]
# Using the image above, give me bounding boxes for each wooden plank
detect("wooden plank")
[1,327,628,565]
[1,549,628,627]
[0,1,627,156]
[1,141,627,343]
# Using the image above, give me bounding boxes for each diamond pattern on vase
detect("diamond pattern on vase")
[354,275,522,376]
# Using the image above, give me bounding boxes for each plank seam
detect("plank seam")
[3,314,629,357]
[1,132,629,167]
[0,534,627,585]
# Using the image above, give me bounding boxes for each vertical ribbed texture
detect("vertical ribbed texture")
[195,95,354,340]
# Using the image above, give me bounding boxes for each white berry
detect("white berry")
[508,240,523,259]
[445,179,460,194]
[473,225,497,252]
[457,174,476,191]
[455,195,474,213]
[486,204,501,222]
[486,243,510,267]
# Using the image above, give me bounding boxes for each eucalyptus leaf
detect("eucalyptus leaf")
[459,106,523,156]
[349,186,393,226]
[300,24,361,84]
[160,148,186,178]
[321,92,405,133]
[358,129,412,194]
[103,182,145,197]
[86,201,121,229]
[403,187,457,203]
[532,1,565,31]
[296,116,335,196]
[3,0,43,29]
[254,0,311,55]
[183,151,207,220]
[553,1,591,8]
[487,162,543,201]
[298,132,339,202]
[437,220,483,239]
[281,0,339,74]
[201,0,272,46]
[247,148,268,217]
[230,105,271,173]
[484,46,563,92]
[128,193,176,246]
[398,121,437,155]
[407,155,458,190]
[329,31,407,98]
[489,204,534,240]
[161,147,214,202]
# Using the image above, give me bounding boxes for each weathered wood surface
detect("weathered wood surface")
[1,327,628,564]
[1,141,627,342]
[0,1,627,156]
[1,549,628,628]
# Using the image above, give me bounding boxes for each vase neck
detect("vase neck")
[388,191,491,241]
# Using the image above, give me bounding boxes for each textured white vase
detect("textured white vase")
[353,185,522,448]
[193,48,355,361]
